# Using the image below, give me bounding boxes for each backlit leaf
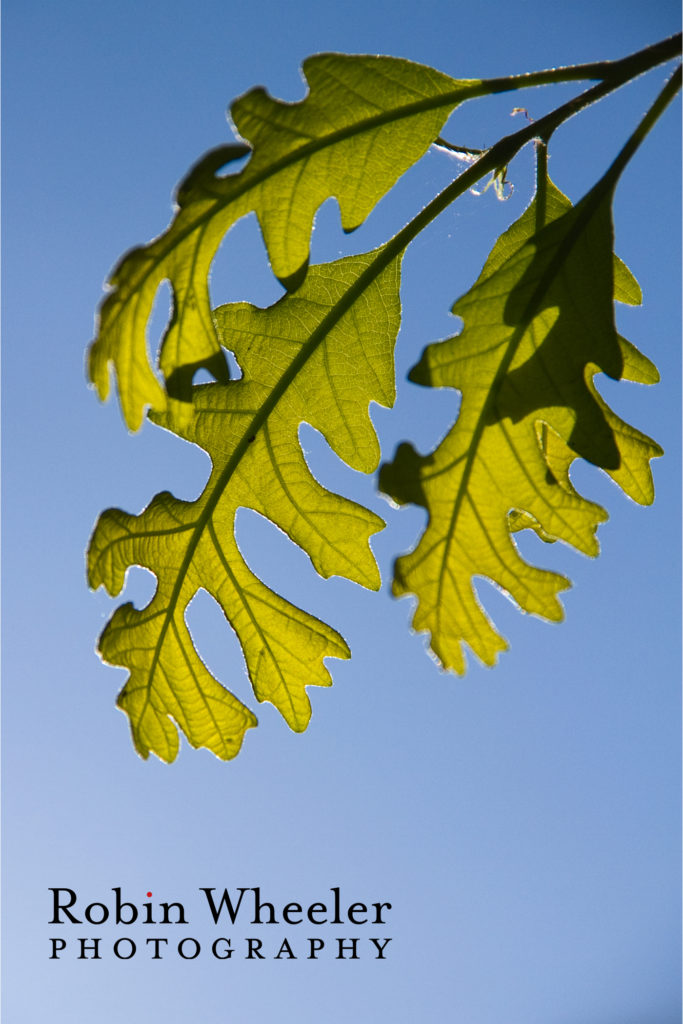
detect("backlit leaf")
[380,174,662,673]
[88,54,478,430]
[88,249,402,761]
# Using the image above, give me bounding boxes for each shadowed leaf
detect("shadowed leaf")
[380,174,661,673]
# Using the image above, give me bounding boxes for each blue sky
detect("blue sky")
[2,1,681,1021]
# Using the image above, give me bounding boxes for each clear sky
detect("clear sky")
[2,1,681,1021]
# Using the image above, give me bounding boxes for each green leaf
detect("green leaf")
[88,249,402,761]
[380,174,662,674]
[88,54,478,430]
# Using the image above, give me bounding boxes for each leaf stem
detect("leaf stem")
[598,63,682,192]
[479,32,680,93]
[374,62,673,276]
[433,138,484,159]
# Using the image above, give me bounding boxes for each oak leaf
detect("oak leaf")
[88,55,477,429]
[380,175,661,672]
[88,249,402,761]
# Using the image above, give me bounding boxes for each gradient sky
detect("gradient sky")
[2,1,681,1021]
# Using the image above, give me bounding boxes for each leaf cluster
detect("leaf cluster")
[88,37,681,760]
